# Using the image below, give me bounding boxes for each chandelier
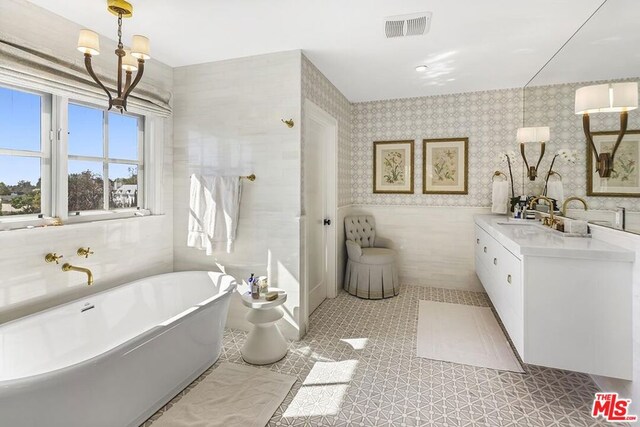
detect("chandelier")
[77,0,150,112]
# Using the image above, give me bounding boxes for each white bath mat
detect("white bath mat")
[417,301,524,373]
[152,363,296,427]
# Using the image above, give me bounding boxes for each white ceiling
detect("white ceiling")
[24,0,635,102]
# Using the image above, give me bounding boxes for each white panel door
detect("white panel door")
[306,117,329,315]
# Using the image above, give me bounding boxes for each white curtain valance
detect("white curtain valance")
[0,38,172,117]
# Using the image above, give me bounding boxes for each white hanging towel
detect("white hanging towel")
[188,174,242,254]
[546,178,564,205]
[491,179,509,214]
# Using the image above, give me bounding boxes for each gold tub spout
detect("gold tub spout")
[529,196,555,226]
[562,196,588,216]
[62,263,94,286]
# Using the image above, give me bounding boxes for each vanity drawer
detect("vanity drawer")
[475,225,499,267]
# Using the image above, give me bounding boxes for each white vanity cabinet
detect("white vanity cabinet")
[474,216,634,380]
[475,224,524,356]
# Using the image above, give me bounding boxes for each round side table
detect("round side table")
[240,289,288,365]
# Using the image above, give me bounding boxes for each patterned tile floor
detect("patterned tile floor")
[144,285,614,427]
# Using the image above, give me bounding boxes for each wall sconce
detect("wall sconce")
[575,82,638,178]
[517,126,550,180]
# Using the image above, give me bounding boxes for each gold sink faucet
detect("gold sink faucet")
[62,263,94,286]
[529,196,555,226]
[562,196,588,216]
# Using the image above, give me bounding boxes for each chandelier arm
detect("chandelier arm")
[116,51,124,98]
[124,70,132,94]
[610,111,629,162]
[84,53,113,109]
[122,60,145,108]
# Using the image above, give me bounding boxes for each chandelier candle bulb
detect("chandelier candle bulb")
[77,29,100,55]
[121,50,138,71]
[131,35,150,59]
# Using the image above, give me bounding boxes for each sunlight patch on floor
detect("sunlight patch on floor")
[283,360,358,417]
[340,337,368,350]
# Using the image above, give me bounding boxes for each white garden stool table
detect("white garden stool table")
[240,289,288,365]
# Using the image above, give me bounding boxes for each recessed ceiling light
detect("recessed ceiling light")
[415,65,429,72]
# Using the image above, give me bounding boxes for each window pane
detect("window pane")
[0,155,41,216]
[0,87,41,152]
[109,113,138,160]
[68,160,104,212]
[109,164,138,209]
[68,104,103,157]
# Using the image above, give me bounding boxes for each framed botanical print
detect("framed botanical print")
[373,140,414,194]
[587,130,640,197]
[423,137,468,194]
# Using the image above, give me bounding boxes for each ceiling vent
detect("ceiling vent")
[385,12,432,38]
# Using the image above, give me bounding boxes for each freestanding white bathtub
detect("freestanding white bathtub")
[0,271,236,427]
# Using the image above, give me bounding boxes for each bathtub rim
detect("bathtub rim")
[0,270,237,387]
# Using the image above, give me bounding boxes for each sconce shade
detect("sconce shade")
[121,50,138,71]
[131,35,150,60]
[77,29,100,55]
[516,126,550,143]
[575,82,638,114]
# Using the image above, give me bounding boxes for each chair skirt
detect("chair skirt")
[344,259,399,299]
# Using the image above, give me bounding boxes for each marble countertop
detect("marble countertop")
[475,215,635,262]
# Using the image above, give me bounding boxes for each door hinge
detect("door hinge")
[49,130,55,142]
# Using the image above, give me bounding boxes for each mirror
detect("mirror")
[523,0,640,233]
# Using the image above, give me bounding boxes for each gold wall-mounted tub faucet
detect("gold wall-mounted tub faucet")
[45,253,64,264]
[62,263,94,286]
[77,247,94,258]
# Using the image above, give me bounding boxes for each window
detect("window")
[0,83,149,228]
[67,103,143,213]
[0,86,48,217]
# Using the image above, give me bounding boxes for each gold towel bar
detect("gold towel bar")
[242,174,256,181]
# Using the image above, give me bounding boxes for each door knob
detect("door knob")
[323,219,331,226]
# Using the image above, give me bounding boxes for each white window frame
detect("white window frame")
[0,84,52,222]
[64,100,145,217]
[0,84,153,231]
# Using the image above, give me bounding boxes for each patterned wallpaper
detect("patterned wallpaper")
[301,54,352,207]
[523,79,640,211]
[350,80,640,210]
[351,88,524,206]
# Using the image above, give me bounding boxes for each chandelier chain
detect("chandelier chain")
[117,13,123,49]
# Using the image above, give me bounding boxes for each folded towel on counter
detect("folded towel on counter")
[546,179,564,205]
[491,179,509,214]
[188,174,242,254]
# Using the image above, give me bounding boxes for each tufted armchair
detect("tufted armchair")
[344,215,399,299]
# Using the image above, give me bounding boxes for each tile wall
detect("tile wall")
[172,51,304,339]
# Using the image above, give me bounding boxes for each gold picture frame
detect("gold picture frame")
[587,130,640,197]
[422,138,469,194]
[373,140,414,194]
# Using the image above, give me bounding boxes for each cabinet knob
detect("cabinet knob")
[483,246,487,253]
[493,258,497,266]
[476,238,480,244]
[507,274,512,284]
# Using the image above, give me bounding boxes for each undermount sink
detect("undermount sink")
[496,219,591,238]
[496,222,535,226]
